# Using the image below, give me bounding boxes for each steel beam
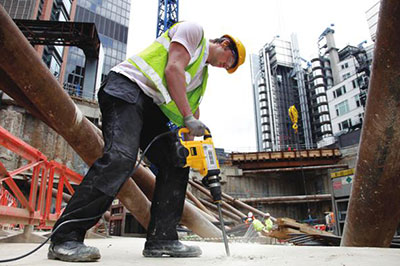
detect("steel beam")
[238,194,332,204]
[341,0,400,247]
[243,164,348,174]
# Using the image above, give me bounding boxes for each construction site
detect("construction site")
[0,0,400,265]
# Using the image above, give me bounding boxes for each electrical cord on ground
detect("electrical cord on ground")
[0,130,175,263]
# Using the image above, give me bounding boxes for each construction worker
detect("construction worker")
[251,218,265,232]
[325,211,335,232]
[263,213,273,232]
[47,21,245,262]
[245,211,255,224]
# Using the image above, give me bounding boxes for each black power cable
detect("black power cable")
[0,130,175,263]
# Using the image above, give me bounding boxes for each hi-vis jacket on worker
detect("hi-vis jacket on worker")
[111,21,245,126]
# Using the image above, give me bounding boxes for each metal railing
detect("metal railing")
[63,83,97,101]
[0,125,83,228]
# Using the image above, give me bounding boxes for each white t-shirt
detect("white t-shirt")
[111,22,209,105]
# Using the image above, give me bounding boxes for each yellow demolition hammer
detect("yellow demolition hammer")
[172,127,230,256]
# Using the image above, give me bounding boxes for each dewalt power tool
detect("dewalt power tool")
[172,128,230,256]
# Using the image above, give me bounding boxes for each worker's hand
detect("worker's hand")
[184,114,206,136]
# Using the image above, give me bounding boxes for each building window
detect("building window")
[262,133,270,140]
[261,117,269,124]
[341,62,349,69]
[338,119,352,131]
[352,79,358,89]
[317,95,327,104]
[321,124,331,132]
[319,114,330,123]
[358,113,364,125]
[333,86,346,98]
[335,100,350,116]
[355,94,361,108]
[261,108,268,115]
[342,72,351,80]
[318,105,329,113]
[315,87,325,95]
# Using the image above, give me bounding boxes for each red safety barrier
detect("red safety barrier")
[0,186,17,207]
[0,186,17,229]
[0,125,83,227]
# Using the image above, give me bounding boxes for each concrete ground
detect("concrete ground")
[0,236,399,266]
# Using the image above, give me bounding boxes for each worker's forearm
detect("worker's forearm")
[165,65,192,117]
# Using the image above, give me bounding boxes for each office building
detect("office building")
[250,35,313,151]
[311,27,372,145]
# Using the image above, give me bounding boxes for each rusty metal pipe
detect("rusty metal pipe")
[0,6,220,238]
[191,180,275,221]
[199,198,241,222]
[238,194,332,204]
[134,166,217,220]
[128,164,221,234]
[186,191,218,220]
[341,0,400,247]
[219,199,246,219]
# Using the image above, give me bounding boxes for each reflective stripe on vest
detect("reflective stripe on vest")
[127,25,209,126]
[128,55,172,103]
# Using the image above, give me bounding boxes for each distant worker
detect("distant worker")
[325,211,335,232]
[263,212,273,232]
[47,21,245,262]
[245,212,255,224]
[251,218,265,232]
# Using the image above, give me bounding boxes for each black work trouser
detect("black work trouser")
[51,73,189,244]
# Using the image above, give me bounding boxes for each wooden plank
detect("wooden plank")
[270,152,282,159]
[308,150,321,157]
[283,152,296,159]
[258,153,271,160]
[245,153,258,161]
[276,218,301,229]
[321,150,334,156]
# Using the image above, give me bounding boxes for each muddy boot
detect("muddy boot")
[48,241,101,262]
[143,240,202,257]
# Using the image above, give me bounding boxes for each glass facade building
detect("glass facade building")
[251,37,313,151]
[63,0,130,100]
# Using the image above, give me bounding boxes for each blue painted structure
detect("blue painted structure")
[156,0,179,37]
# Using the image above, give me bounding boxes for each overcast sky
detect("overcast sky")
[127,0,379,152]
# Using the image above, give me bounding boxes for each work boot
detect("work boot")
[48,241,101,262]
[143,240,202,257]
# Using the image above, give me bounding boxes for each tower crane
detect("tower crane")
[156,0,179,37]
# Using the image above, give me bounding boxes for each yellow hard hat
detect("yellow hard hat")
[223,34,246,74]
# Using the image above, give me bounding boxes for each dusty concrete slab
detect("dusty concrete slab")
[0,237,399,266]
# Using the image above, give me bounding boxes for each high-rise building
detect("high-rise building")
[63,0,131,100]
[252,24,374,150]
[250,35,313,151]
[308,26,372,147]
[324,44,371,137]
[307,27,337,147]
